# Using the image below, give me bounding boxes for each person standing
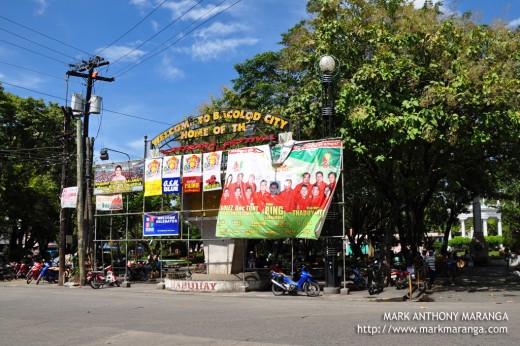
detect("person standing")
[424,250,436,291]
[505,248,511,274]
[248,251,257,269]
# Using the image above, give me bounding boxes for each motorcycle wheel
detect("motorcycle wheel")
[272,283,285,296]
[36,274,42,285]
[304,282,320,297]
[26,275,33,284]
[367,281,376,295]
[89,277,102,289]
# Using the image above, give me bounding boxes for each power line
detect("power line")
[0,14,92,56]
[0,38,69,65]
[0,60,83,85]
[0,146,62,152]
[97,0,170,56]
[110,0,205,67]
[0,26,79,61]
[114,0,242,78]
[0,80,68,101]
[0,79,173,126]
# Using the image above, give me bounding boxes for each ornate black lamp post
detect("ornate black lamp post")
[317,54,341,293]
[316,54,340,138]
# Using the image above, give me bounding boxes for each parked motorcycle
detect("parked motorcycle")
[271,265,320,297]
[366,260,385,295]
[15,262,30,279]
[125,261,148,282]
[390,267,413,290]
[26,260,44,284]
[347,265,367,291]
[0,263,16,281]
[36,260,59,284]
[87,265,120,289]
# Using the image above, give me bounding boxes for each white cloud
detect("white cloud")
[129,0,150,7]
[159,55,184,80]
[411,0,442,9]
[195,22,248,39]
[98,45,147,63]
[189,37,258,61]
[507,17,520,29]
[410,0,455,17]
[8,73,45,89]
[151,20,159,32]
[33,0,52,15]
[163,1,229,22]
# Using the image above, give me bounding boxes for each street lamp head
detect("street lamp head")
[319,54,336,73]
[100,148,109,160]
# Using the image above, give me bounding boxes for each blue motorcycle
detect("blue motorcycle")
[36,260,59,285]
[347,265,366,291]
[271,266,320,297]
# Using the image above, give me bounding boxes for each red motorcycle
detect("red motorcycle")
[87,265,120,289]
[16,262,29,279]
[390,266,416,290]
[26,260,44,284]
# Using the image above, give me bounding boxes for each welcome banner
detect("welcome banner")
[143,212,179,236]
[216,140,342,239]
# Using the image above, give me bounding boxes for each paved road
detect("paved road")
[1,274,519,346]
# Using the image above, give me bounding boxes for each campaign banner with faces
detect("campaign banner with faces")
[94,160,144,195]
[216,140,342,239]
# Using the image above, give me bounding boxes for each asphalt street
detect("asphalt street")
[1,269,519,346]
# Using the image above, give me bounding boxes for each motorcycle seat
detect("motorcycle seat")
[90,271,104,274]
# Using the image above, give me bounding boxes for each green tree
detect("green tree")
[213,1,520,264]
[0,85,66,260]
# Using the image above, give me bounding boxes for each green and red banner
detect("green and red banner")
[216,140,342,239]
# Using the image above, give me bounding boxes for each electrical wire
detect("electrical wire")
[0,26,79,61]
[0,60,83,85]
[0,38,69,65]
[110,0,204,67]
[0,14,92,56]
[114,0,242,78]
[0,79,174,126]
[97,0,170,56]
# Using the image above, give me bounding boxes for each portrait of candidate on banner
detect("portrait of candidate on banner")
[216,140,342,240]
[94,160,144,195]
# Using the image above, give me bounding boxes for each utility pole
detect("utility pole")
[67,56,114,286]
[59,106,73,286]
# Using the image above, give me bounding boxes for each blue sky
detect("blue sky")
[1,0,519,161]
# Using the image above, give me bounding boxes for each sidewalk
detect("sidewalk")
[2,265,518,304]
[336,265,520,304]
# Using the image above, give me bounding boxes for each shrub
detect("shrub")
[448,236,471,249]
[484,235,504,248]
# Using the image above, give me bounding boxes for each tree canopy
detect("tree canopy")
[0,84,66,260]
[216,0,520,261]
